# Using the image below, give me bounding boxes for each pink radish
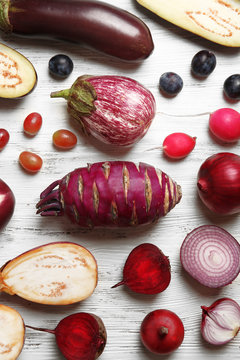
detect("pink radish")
[50,75,156,146]
[209,108,240,142]
[0,304,25,359]
[163,133,196,159]
[26,312,106,360]
[36,161,182,227]
[0,242,98,305]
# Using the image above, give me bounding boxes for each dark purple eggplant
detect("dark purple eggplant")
[0,0,154,61]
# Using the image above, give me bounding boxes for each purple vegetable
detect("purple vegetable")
[50,75,156,146]
[180,225,240,288]
[36,161,182,228]
[0,0,154,61]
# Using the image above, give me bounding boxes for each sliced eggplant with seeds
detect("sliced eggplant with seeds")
[0,42,37,98]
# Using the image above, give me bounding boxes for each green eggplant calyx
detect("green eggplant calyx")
[50,76,97,117]
[0,0,12,33]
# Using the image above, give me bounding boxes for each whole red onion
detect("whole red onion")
[197,152,240,215]
[50,75,156,146]
[0,178,15,228]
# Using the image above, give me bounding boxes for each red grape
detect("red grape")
[19,151,43,173]
[53,129,77,149]
[0,129,10,150]
[23,112,42,136]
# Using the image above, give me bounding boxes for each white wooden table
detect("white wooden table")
[0,1,239,359]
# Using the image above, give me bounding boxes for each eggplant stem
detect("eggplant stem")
[50,89,70,100]
[25,324,55,334]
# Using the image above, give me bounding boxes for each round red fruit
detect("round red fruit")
[19,151,43,173]
[0,129,10,150]
[140,309,184,354]
[53,129,77,150]
[209,108,240,142]
[23,112,42,136]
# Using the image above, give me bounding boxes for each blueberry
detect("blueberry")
[159,72,183,97]
[191,50,216,78]
[223,74,240,100]
[49,54,74,78]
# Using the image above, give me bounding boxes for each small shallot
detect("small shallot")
[50,75,156,146]
[180,225,240,288]
[201,298,240,345]
[0,242,98,305]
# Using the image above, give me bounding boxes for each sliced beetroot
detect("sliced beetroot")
[0,304,25,359]
[112,243,171,294]
[0,242,98,305]
[26,312,107,360]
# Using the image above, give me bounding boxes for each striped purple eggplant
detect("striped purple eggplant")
[50,75,156,146]
[36,161,182,228]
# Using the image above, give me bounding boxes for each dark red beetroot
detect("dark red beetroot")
[112,243,171,294]
[0,178,15,228]
[0,0,154,61]
[140,309,184,354]
[26,313,107,360]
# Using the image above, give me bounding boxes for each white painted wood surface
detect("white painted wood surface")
[0,0,239,359]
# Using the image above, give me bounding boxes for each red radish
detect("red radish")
[0,128,10,149]
[0,178,15,229]
[112,243,171,294]
[26,312,106,360]
[201,298,240,345]
[197,152,240,215]
[50,75,156,146]
[0,242,98,305]
[53,129,77,149]
[163,132,196,159]
[180,225,240,288]
[0,304,25,360]
[140,309,184,354]
[209,108,240,142]
[19,151,43,173]
[23,112,42,136]
[36,161,182,227]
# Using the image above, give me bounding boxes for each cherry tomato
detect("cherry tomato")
[23,112,42,136]
[19,151,43,173]
[53,129,77,149]
[0,129,10,150]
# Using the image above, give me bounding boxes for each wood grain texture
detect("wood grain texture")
[0,0,239,359]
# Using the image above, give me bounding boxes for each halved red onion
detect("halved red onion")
[201,298,240,345]
[180,225,240,288]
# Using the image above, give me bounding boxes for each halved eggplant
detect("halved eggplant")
[0,304,25,359]
[0,242,98,305]
[0,42,37,98]
[137,0,240,47]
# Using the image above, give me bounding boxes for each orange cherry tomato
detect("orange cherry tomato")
[19,151,43,173]
[53,129,77,149]
[23,112,42,136]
